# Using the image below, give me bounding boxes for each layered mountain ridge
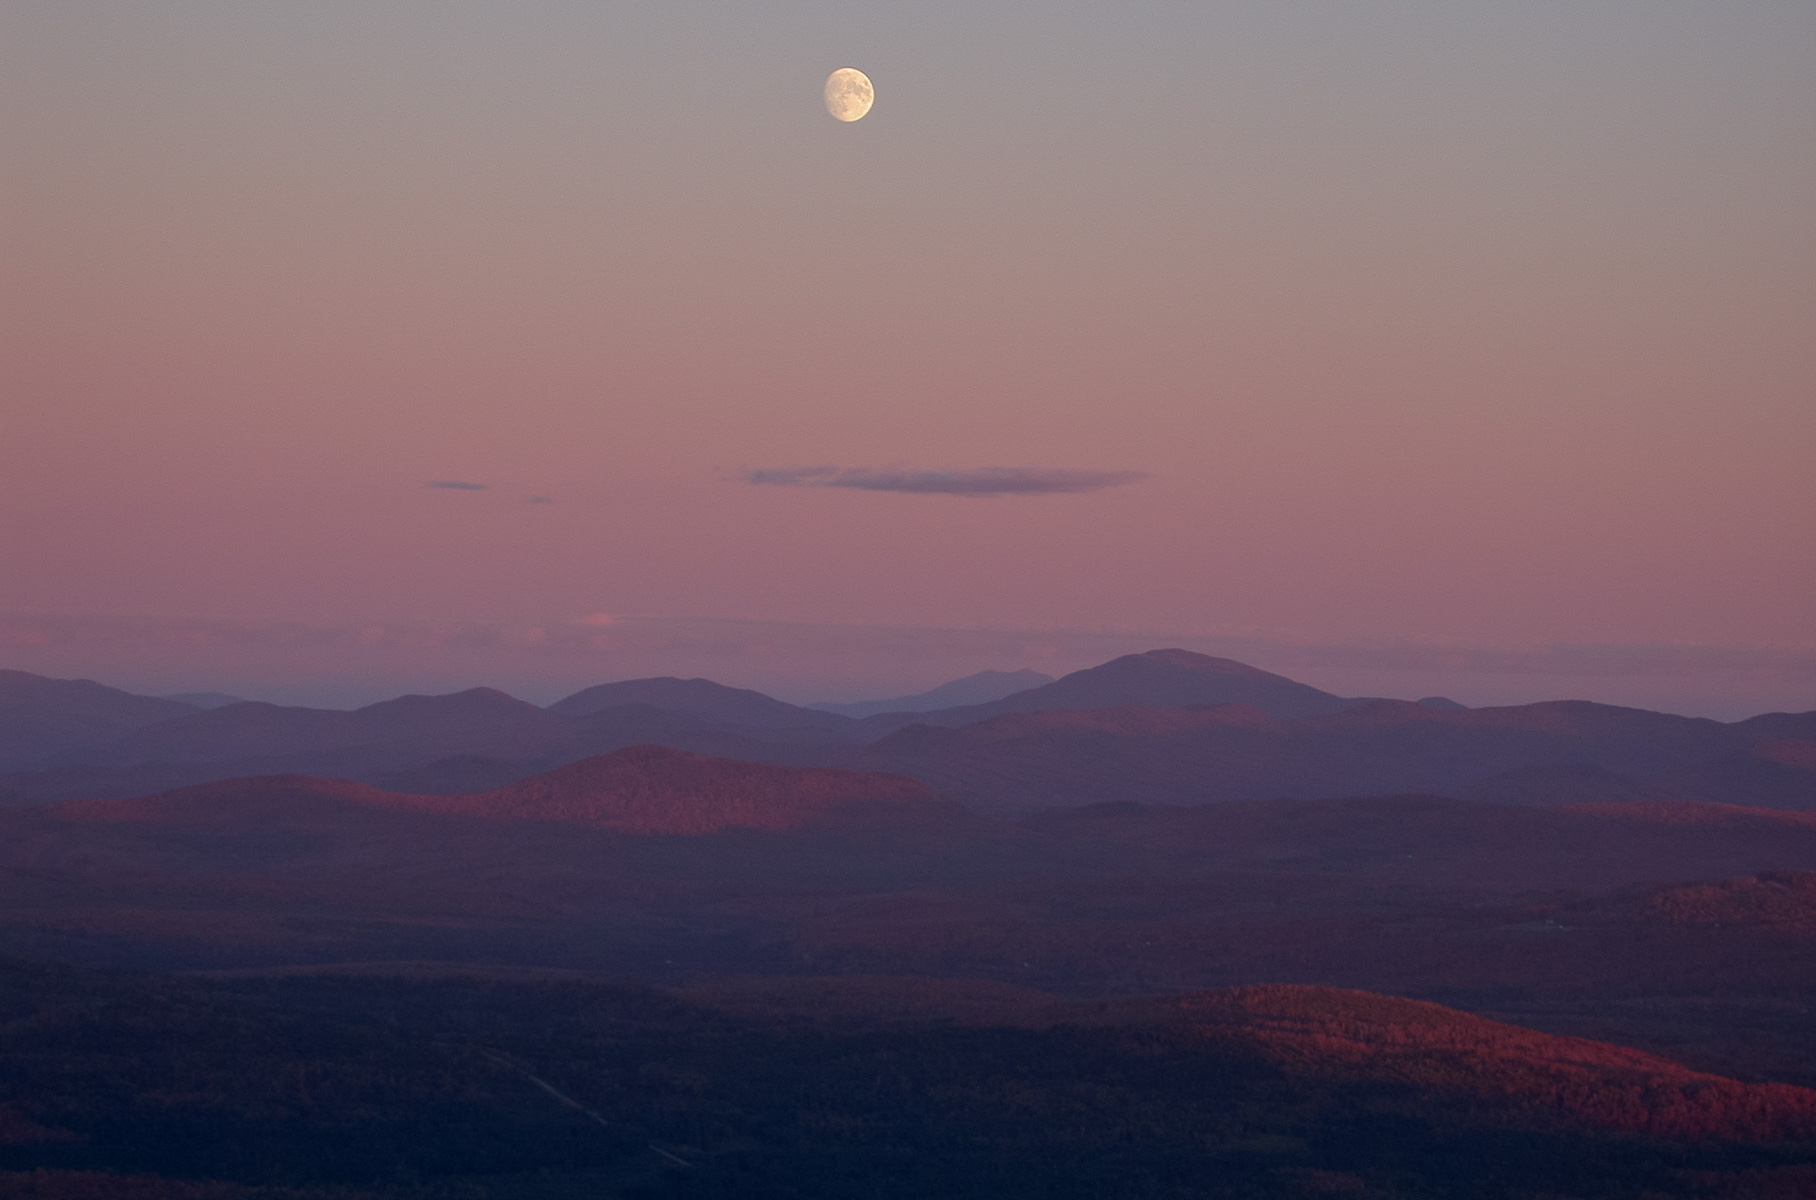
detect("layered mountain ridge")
[1,650,1810,813]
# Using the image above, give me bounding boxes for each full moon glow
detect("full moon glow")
[824,68,874,122]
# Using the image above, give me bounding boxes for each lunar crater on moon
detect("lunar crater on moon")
[824,68,874,122]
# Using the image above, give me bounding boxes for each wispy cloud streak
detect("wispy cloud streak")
[426,480,487,491]
[743,466,1150,497]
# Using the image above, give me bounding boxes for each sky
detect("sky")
[3,1,1813,714]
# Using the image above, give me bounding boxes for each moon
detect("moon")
[824,68,874,122]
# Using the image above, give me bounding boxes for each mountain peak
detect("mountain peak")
[546,677,847,733]
[356,687,542,719]
[867,649,1354,729]
[1123,649,1279,676]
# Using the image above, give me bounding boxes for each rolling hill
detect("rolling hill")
[1,964,1813,1198]
[47,746,958,837]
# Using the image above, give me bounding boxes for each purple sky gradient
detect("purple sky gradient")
[3,2,1812,713]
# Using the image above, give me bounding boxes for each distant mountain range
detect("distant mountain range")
[1,649,1810,812]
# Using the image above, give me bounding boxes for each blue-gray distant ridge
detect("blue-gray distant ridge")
[812,669,1057,719]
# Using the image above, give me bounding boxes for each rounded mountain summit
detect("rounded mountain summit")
[855,649,1356,732]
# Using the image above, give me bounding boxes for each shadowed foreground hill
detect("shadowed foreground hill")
[692,979,1816,1142]
[1,963,1814,1199]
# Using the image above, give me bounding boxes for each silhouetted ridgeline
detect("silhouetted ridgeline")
[809,667,1056,718]
[1,651,1812,810]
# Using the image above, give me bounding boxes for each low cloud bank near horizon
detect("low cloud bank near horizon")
[743,466,1150,497]
[2,611,1811,720]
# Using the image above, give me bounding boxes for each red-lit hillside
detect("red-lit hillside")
[1088,985,1816,1142]
[1619,869,1816,932]
[399,745,960,834]
[47,746,957,837]
[685,978,1816,1143]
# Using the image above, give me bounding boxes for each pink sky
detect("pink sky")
[3,2,1812,713]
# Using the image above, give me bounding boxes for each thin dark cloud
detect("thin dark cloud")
[426,480,487,491]
[743,465,1150,497]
